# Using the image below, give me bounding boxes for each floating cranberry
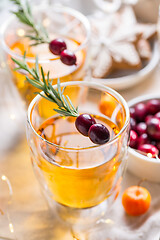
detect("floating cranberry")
[138,133,149,146]
[130,117,137,131]
[146,117,160,140]
[155,112,160,119]
[88,123,110,145]
[138,144,159,158]
[129,130,138,149]
[60,49,77,66]
[130,107,136,119]
[75,114,96,136]
[145,115,153,124]
[146,99,160,115]
[135,103,147,122]
[49,38,67,55]
[136,122,147,135]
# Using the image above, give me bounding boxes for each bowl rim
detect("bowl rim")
[128,93,160,164]
[91,40,159,91]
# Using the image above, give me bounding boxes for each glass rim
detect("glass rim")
[1,5,91,64]
[27,81,130,152]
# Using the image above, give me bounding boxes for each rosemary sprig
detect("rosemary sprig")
[11,54,79,117]
[10,0,50,46]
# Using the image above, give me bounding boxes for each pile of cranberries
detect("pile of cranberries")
[129,99,160,158]
[49,38,77,66]
[75,114,110,145]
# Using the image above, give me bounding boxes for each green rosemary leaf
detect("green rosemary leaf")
[38,23,49,39]
[10,0,50,45]
[36,92,55,103]
[46,90,59,104]
[50,78,54,85]
[13,67,21,71]
[11,57,27,70]
[29,41,47,46]
[27,77,42,86]
[62,95,70,111]
[53,109,71,117]
[26,76,44,90]
[48,82,60,101]
[23,51,26,59]
[40,67,47,88]
[10,0,20,5]
[32,68,39,79]
[25,35,42,41]
[66,95,77,113]
[12,54,79,118]
[26,0,32,16]
[35,56,40,78]
[12,11,26,24]
[61,86,66,95]
[47,72,50,85]
[57,78,62,98]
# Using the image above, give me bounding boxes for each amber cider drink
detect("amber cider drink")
[9,37,86,105]
[36,114,120,208]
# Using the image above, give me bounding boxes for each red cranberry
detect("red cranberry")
[130,107,136,119]
[75,114,96,136]
[135,103,147,122]
[146,99,160,115]
[129,130,138,149]
[156,141,160,151]
[138,144,159,158]
[137,133,149,146]
[146,117,160,140]
[49,38,67,55]
[136,122,147,135]
[130,117,137,131]
[145,115,153,124]
[150,140,156,146]
[88,123,110,145]
[60,49,77,66]
[155,112,160,119]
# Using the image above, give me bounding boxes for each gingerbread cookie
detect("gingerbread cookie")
[89,6,157,78]
[137,39,151,60]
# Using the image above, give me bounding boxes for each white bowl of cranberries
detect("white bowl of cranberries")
[127,94,160,182]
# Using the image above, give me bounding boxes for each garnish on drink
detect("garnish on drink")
[10,0,77,65]
[12,55,110,145]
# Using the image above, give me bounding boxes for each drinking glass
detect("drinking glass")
[26,81,130,226]
[1,5,90,106]
[0,174,17,240]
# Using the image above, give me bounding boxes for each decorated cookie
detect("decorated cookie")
[90,6,157,78]
[137,39,151,60]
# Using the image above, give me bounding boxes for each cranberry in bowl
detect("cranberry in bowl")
[128,94,160,183]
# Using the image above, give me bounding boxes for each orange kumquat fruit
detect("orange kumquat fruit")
[122,186,151,216]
